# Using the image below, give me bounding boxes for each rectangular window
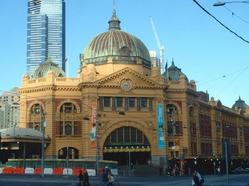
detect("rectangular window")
[201,143,212,155]
[149,98,153,111]
[191,142,197,155]
[116,97,123,107]
[103,97,110,107]
[140,97,147,108]
[128,97,135,108]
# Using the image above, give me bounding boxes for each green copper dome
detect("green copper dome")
[232,96,248,111]
[33,57,65,79]
[81,10,151,68]
[163,60,188,81]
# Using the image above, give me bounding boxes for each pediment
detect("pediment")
[92,67,166,89]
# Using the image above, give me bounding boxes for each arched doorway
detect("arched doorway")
[58,147,79,159]
[103,126,151,165]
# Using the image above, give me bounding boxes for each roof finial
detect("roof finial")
[108,0,121,30]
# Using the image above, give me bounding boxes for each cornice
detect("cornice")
[19,85,80,94]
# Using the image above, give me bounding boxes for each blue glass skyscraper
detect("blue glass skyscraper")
[27,0,65,75]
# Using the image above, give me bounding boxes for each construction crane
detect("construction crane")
[150,17,165,74]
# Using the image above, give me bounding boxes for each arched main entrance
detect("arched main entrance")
[103,126,151,165]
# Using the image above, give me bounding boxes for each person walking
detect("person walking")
[79,170,84,186]
[217,166,222,176]
[107,170,114,186]
[192,170,204,186]
[102,167,109,186]
[83,169,90,186]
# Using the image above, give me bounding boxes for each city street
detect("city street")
[0,174,248,186]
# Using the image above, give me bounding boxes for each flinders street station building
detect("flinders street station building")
[4,10,248,174]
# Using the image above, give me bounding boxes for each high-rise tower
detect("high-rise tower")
[27,0,65,76]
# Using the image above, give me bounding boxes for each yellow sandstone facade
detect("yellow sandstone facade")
[18,10,249,172]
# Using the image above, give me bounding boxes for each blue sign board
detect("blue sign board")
[157,103,165,149]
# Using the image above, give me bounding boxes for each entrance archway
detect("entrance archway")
[103,126,151,165]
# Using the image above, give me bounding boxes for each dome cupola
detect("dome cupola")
[81,9,151,68]
[33,57,65,79]
[164,59,188,81]
[232,96,248,112]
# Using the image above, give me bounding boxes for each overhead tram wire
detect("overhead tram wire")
[193,0,249,44]
[196,64,249,86]
[215,65,249,98]
[223,6,249,26]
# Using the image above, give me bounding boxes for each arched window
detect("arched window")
[58,147,79,159]
[104,126,150,146]
[65,122,73,135]
[60,102,77,113]
[31,104,43,114]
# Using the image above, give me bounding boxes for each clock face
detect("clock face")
[121,80,132,91]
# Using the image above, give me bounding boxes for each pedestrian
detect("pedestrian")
[217,166,222,176]
[83,169,90,186]
[192,170,204,186]
[130,163,135,176]
[79,170,84,186]
[102,167,109,186]
[107,170,114,186]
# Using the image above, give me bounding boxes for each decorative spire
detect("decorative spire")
[164,60,168,79]
[171,58,175,66]
[108,0,121,30]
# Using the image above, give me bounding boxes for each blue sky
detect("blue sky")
[0,0,248,107]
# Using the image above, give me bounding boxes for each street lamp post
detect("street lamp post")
[95,113,100,176]
[66,146,69,176]
[85,105,100,176]
[41,112,46,177]
[213,1,249,6]
[224,140,230,186]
